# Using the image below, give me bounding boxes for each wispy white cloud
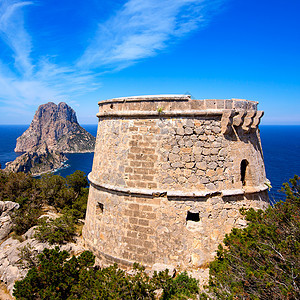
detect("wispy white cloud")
[0,0,99,111]
[78,0,222,70]
[35,58,99,95]
[0,0,34,76]
[0,0,223,121]
[0,58,99,108]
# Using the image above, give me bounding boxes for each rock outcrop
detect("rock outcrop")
[0,201,19,244]
[5,143,67,176]
[0,205,85,297]
[0,225,86,296]
[15,102,95,153]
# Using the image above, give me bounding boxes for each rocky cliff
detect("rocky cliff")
[5,143,67,176]
[15,102,95,153]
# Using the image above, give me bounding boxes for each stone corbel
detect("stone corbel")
[250,111,264,131]
[233,110,246,127]
[221,110,235,134]
[242,111,257,132]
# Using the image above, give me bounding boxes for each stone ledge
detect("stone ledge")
[98,94,191,105]
[88,173,268,198]
[243,185,269,194]
[96,109,224,118]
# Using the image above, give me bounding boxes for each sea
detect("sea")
[0,125,299,202]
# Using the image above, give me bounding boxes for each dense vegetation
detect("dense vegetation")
[0,170,88,243]
[13,247,199,300]
[202,175,300,299]
[2,169,299,299]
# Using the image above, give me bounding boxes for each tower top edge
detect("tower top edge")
[98,95,259,106]
[99,94,191,104]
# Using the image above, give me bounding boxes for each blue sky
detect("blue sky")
[0,0,299,125]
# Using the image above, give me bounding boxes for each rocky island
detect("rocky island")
[5,102,95,176]
[15,102,95,153]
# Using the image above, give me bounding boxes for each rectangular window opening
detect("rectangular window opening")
[186,211,200,222]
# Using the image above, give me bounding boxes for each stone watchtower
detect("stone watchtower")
[83,95,269,270]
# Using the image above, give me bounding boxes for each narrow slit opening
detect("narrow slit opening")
[96,202,104,216]
[241,159,249,186]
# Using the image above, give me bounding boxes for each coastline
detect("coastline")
[62,150,94,154]
[31,160,70,177]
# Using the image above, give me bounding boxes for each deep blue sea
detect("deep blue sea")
[0,125,299,202]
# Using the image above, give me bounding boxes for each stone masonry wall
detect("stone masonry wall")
[83,188,268,269]
[90,116,266,194]
[83,95,269,274]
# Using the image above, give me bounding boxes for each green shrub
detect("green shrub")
[0,171,42,235]
[37,171,88,218]
[34,214,76,245]
[0,171,35,202]
[17,244,39,268]
[14,248,200,300]
[204,175,300,299]
[0,170,89,236]
[13,247,95,299]
[11,197,42,235]
[162,272,199,299]
[66,170,88,195]
[62,187,89,220]
[38,173,68,207]
[71,263,157,299]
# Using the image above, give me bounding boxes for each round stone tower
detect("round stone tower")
[83,95,269,270]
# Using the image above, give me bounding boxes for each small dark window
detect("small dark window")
[110,104,114,109]
[96,202,104,215]
[186,211,200,222]
[240,159,249,186]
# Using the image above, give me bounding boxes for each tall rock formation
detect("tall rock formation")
[15,102,95,153]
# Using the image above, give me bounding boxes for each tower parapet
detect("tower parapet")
[83,95,268,271]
